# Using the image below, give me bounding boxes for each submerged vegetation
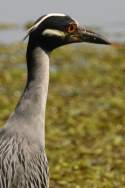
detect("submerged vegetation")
[0,35,125,187]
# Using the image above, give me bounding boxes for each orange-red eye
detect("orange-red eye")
[67,23,77,33]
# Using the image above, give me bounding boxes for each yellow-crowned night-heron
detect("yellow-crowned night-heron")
[0,13,110,188]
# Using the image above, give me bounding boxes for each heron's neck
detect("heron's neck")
[15,42,50,145]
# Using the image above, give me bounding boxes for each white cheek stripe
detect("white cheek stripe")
[42,29,65,37]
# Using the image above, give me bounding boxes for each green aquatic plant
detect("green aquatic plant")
[0,42,125,187]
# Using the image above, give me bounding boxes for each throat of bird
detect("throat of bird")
[13,45,50,144]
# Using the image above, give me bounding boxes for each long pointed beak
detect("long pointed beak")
[66,27,111,45]
[78,27,111,45]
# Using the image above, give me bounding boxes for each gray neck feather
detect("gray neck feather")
[7,42,50,146]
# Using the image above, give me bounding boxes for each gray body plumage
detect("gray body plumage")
[0,133,48,188]
[0,13,110,188]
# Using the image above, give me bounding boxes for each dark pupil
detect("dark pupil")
[70,25,74,31]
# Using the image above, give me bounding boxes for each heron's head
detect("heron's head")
[25,13,110,52]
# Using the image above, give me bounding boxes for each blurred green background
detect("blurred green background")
[0,21,125,188]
